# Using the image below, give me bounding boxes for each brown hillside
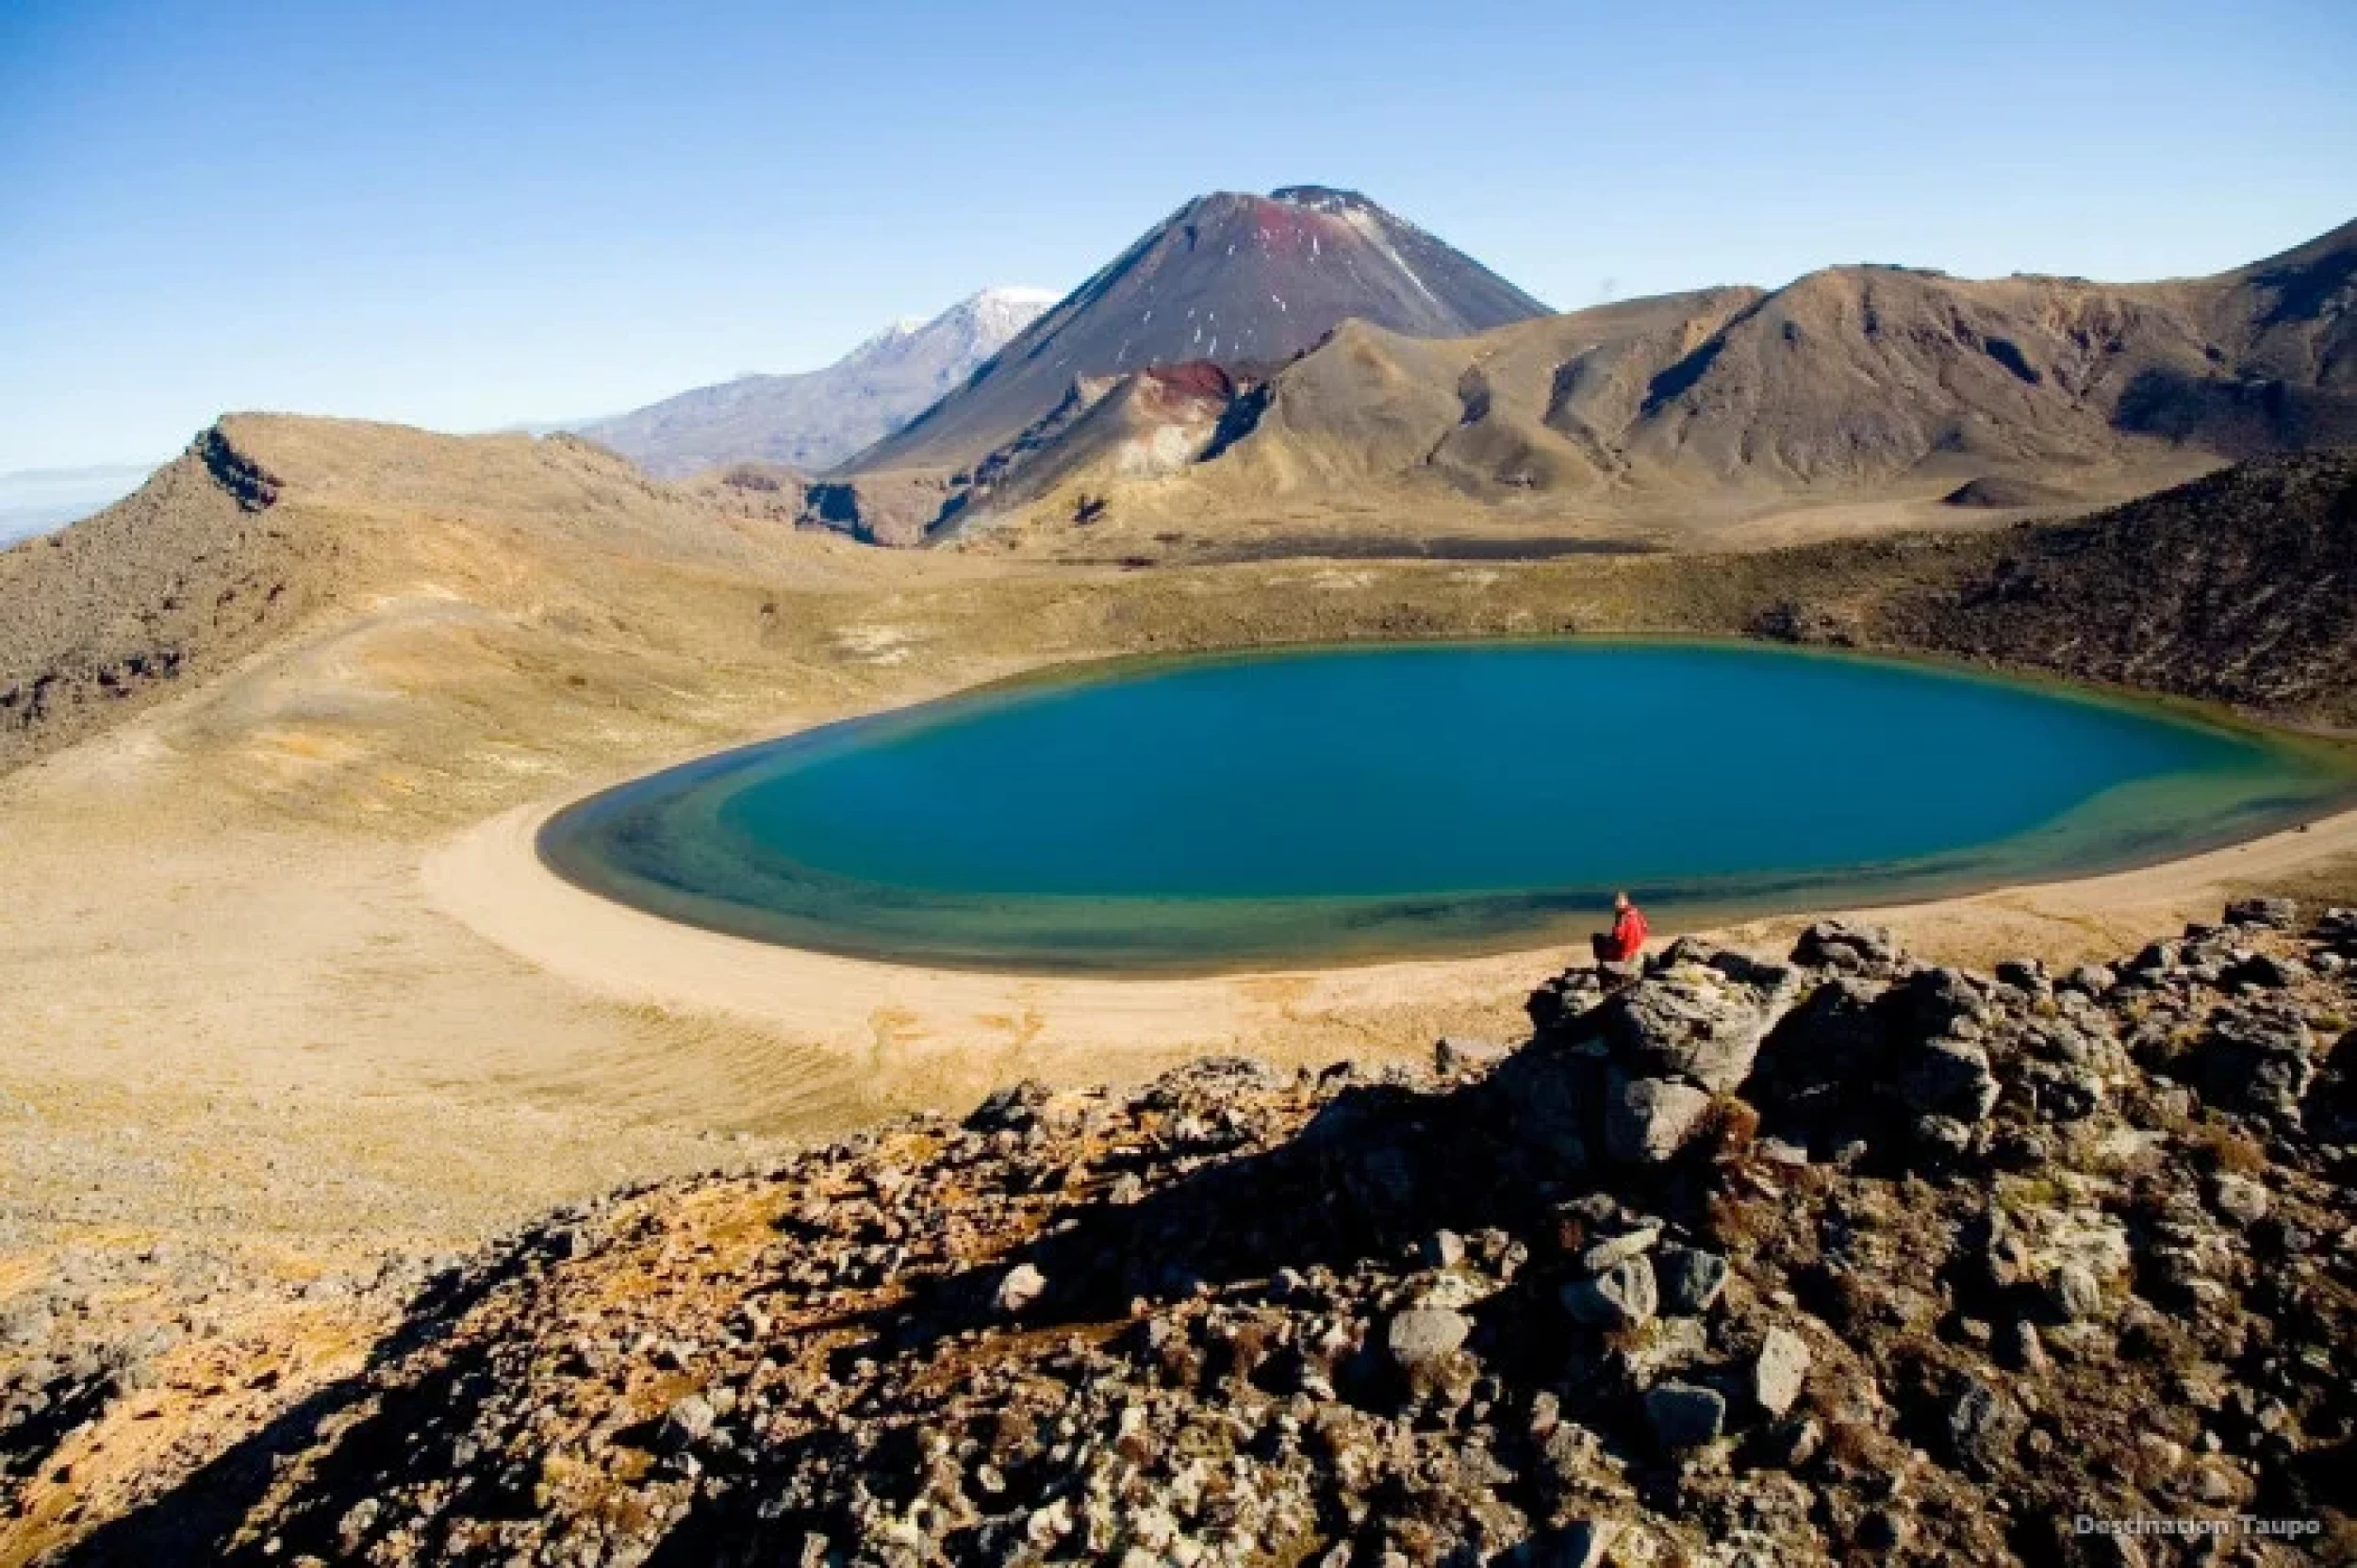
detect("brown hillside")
[0,415,900,778]
[6,410,2352,802]
[1871,448,2357,721]
[1217,289,1766,500]
[1625,267,2202,483]
[1,428,339,772]
[927,218,2357,557]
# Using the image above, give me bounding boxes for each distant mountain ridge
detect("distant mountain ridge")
[9,411,2356,789]
[573,288,1056,477]
[853,213,2357,553]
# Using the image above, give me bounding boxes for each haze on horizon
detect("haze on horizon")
[2,0,2352,474]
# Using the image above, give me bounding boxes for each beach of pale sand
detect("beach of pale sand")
[8,673,2354,1265]
[4,664,2353,1566]
[431,753,2357,1095]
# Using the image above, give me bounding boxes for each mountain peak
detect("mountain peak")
[572,289,1055,478]
[1266,184,1376,214]
[972,285,1060,307]
[847,185,1550,478]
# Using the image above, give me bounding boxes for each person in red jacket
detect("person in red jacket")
[1591,890,1649,964]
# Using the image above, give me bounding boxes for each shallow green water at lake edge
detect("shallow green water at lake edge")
[539,642,2357,974]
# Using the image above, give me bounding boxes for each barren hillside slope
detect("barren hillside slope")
[33,905,2357,1565]
[8,418,2356,793]
[1858,449,2357,720]
[0,415,911,780]
[924,219,2356,557]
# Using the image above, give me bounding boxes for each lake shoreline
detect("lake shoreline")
[427,648,2357,1058]
[527,637,2357,975]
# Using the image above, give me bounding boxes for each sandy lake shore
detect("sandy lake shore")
[4,652,2352,1568]
[432,739,2357,1085]
[8,605,2354,1290]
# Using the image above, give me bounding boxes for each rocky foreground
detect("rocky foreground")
[13,901,2357,1566]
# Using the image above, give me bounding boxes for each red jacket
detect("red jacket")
[1602,905,1649,961]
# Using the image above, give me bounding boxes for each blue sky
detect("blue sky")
[2,0,2351,472]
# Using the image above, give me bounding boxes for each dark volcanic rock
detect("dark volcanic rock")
[1595,959,1797,1092]
[54,900,2357,1567]
[1562,1256,1659,1330]
[2225,896,2300,931]
[1790,919,1904,977]
[2201,1007,2316,1122]
[1643,1381,1728,1449]
[1602,1072,1713,1165]
[1943,1378,2028,1478]
[1656,1244,1729,1317]
[1896,1038,2003,1122]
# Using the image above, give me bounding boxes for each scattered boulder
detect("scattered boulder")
[1655,1244,1729,1317]
[1602,1074,1713,1164]
[2046,1263,2104,1323]
[993,1263,1048,1315]
[1599,953,1798,1091]
[1756,976,1891,1088]
[2224,897,2298,931]
[1944,1378,2027,1477]
[658,1393,716,1453]
[1596,959,1644,992]
[1435,1034,1512,1075]
[1884,966,1987,1038]
[1897,1038,2002,1122]
[1643,1381,1728,1449]
[1912,1113,1975,1164]
[2223,950,2307,990]
[1751,1327,1812,1417]
[967,1080,1051,1132]
[1511,1521,1618,1568]
[2058,964,2116,998]
[2200,1008,2315,1121]
[1997,1318,2046,1374]
[1526,966,1613,1034]
[1562,1256,1658,1330]
[2209,1172,2269,1225]
[1790,920,1902,976]
[1385,1308,1473,1391]
[1994,957,2049,995]
[1575,1225,1660,1275]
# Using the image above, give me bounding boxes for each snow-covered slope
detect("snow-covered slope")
[573,289,1056,478]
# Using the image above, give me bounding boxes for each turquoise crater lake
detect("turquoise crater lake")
[539,643,2353,974]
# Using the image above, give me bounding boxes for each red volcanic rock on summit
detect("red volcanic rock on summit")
[845,186,1549,476]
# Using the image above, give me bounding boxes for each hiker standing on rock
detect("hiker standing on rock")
[1591,890,1649,964]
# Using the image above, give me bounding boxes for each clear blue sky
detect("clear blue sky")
[3,0,2351,471]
